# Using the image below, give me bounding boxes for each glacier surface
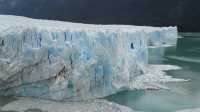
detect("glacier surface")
[0,15,180,101]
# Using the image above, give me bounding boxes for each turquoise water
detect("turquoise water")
[106,34,200,112]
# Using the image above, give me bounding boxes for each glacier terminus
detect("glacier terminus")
[0,15,181,101]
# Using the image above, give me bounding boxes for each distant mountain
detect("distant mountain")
[0,0,199,32]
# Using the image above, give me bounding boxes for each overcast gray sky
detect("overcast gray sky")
[0,0,199,32]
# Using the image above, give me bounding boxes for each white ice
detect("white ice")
[0,15,181,101]
[1,97,138,112]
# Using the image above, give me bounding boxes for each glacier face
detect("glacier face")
[148,27,178,46]
[0,15,178,101]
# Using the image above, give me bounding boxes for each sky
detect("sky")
[0,0,199,32]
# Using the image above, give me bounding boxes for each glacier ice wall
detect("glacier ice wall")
[148,27,178,46]
[0,15,178,101]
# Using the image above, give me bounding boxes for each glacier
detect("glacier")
[0,15,180,101]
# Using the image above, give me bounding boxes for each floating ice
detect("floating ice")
[1,97,138,112]
[176,108,200,112]
[0,15,180,101]
[130,64,187,90]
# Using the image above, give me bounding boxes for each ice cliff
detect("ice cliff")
[0,15,179,101]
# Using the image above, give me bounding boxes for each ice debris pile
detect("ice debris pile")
[0,15,180,101]
[1,97,138,112]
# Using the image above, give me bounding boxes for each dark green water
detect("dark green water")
[106,34,200,112]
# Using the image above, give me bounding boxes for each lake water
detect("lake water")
[106,33,200,112]
[0,33,200,112]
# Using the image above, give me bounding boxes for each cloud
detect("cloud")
[0,0,18,8]
[0,0,5,2]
